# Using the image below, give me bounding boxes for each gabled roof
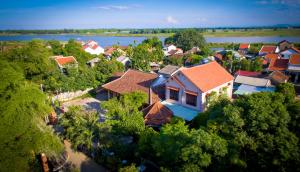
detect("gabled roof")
[260,45,277,54]
[278,40,291,45]
[265,54,279,63]
[289,54,300,65]
[234,75,271,87]
[102,69,158,95]
[143,101,173,126]
[180,61,234,92]
[235,70,261,77]
[269,71,289,84]
[268,58,288,71]
[239,43,250,49]
[54,56,77,66]
[158,65,180,76]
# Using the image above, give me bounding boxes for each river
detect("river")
[0,34,300,47]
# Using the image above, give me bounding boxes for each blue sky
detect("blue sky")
[0,0,300,29]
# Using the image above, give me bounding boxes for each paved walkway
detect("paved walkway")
[64,140,106,172]
[62,97,101,112]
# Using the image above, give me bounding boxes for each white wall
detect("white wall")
[165,71,233,112]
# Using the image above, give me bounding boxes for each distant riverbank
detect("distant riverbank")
[1,28,300,37]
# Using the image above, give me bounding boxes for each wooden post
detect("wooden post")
[40,153,49,172]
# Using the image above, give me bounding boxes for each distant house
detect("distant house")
[102,69,158,104]
[83,40,104,55]
[234,75,275,95]
[104,46,126,58]
[278,40,293,52]
[259,45,279,56]
[268,58,289,72]
[87,57,100,67]
[150,62,160,72]
[158,65,180,77]
[163,44,177,54]
[238,43,250,54]
[54,55,78,73]
[234,70,261,77]
[279,47,300,59]
[167,48,183,57]
[287,54,300,83]
[116,56,131,67]
[269,71,289,85]
[164,61,233,120]
[184,47,200,55]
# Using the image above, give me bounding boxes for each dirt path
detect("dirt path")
[64,140,106,172]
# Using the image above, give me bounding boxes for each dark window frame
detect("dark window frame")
[169,89,179,101]
[186,93,197,106]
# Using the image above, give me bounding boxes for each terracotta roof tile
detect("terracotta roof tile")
[235,70,261,77]
[143,101,173,126]
[102,69,158,95]
[269,71,289,84]
[268,58,288,71]
[260,45,277,54]
[180,61,234,92]
[239,43,250,49]
[289,54,300,65]
[265,54,279,63]
[54,56,77,66]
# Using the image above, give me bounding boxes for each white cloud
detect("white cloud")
[95,5,130,10]
[256,0,300,5]
[166,16,178,24]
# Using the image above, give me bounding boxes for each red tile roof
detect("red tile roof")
[260,45,277,54]
[143,101,173,126]
[102,69,158,95]
[54,56,77,66]
[239,43,250,49]
[235,70,261,77]
[180,61,234,92]
[265,54,279,63]
[269,71,289,84]
[289,54,300,65]
[268,58,288,71]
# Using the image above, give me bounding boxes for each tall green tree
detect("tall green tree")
[0,60,63,172]
[165,29,206,51]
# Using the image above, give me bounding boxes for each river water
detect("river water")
[0,34,300,47]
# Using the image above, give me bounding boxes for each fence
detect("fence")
[51,88,93,102]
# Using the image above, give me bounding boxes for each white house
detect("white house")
[164,61,234,116]
[116,56,131,67]
[83,40,104,55]
[163,44,177,56]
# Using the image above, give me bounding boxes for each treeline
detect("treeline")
[1,27,300,35]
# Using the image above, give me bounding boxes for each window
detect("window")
[186,93,197,106]
[169,89,179,101]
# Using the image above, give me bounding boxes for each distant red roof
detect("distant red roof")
[289,54,300,65]
[235,70,261,77]
[260,45,277,54]
[180,61,234,92]
[239,43,250,49]
[214,53,223,61]
[91,44,99,50]
[54,56,77,66]
[268,58,288,71]
[102,69,158,95]
[143,101,173,126]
